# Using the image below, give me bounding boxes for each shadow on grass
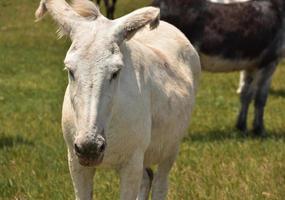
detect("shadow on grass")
[0,135,34,149]
[185,129,285,143]
[270,88,285,98]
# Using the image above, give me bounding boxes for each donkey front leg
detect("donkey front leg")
[119,151,144,200]
[137,168,153,200]
[68,150,96,200]
[152,151,178,200]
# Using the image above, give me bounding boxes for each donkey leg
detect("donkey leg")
[138,168,153,200]
[151,151,178,200]
[96,0,101,6]
[68,149,96,200]
[253,62,277,136]
[109,0,117,19]
[119,151,144,200]
[103,0,111,18]
[236,70,256,133]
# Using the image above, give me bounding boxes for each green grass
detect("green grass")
[0,0,284,199]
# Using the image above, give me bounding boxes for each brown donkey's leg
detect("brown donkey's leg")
[252,62,277,137]
[103,0,117,19]
[103,0,111,18]
[109,0,117,19]
[236,70,256,135]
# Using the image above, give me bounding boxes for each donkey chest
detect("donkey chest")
[99,103,152,167]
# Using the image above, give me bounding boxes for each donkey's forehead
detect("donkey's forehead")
[73,26,112,46]
[68,20,108,47]
[68,38,118,60]
[71,36,113,56]
[65,35,121,69]
[64,19,120,67]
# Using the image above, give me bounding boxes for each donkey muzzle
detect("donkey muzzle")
[74,133,106,166]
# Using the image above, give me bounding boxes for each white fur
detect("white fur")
[37,0,200,199]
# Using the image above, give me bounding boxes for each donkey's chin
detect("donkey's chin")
[77,154,104,167]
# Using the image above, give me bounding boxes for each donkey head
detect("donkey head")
[36,0,160,166]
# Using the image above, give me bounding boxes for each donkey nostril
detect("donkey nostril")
[98,142,106,153]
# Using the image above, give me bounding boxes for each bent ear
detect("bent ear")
[113,7,160,42]
[35,0,48,21]
[35,0,85,38]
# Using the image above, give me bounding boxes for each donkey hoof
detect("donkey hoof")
[253,127,267,138]
[236,122,247,133]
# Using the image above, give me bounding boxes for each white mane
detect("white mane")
[71,0,100,19]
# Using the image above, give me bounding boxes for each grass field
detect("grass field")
[0,0,284,199]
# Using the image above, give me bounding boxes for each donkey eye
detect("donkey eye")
[110,69,121,81]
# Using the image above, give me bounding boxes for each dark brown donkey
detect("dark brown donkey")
[152,0,285,136]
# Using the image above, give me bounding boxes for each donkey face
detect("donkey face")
[36,0,160,166]
[64,24,124,166]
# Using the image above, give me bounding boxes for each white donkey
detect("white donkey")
[35,0,200,199]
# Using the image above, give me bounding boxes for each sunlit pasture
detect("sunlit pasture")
[0,0,284,199]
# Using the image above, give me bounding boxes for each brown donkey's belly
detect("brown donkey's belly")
[199,53,259,72]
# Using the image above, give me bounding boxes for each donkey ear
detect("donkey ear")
[35,0,48,21]
[35,0,85,38]
[113,7,160,42]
